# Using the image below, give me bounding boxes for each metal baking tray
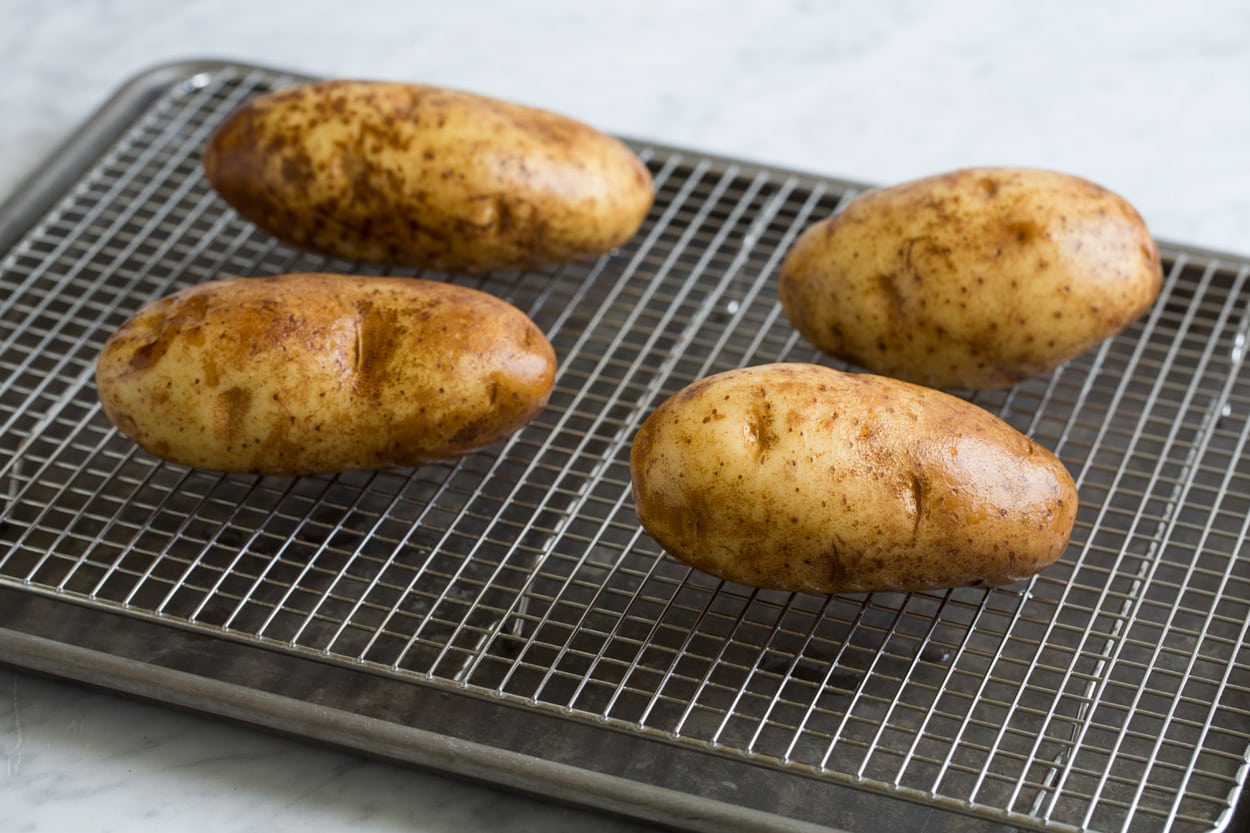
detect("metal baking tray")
[2,61,1248,833]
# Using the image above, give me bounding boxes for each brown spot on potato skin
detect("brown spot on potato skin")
[203,80,654,272]
[778,167,1163,390]
[95,273,556,475]
[213,386,252,441]
[1006,219,1042,245]
[630,363,1078,594]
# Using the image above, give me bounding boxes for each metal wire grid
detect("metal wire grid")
[1,65,1248,833]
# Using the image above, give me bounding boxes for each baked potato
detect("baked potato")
[202,80,654,272]
[630,363,1078,594]
[96,273,556,475]
[779,167,1163,389]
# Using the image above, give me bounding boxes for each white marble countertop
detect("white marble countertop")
[2,2,1248,831]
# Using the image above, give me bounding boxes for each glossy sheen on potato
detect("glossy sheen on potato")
[96,274,556,475]
[203,80,654,272]
[630,364,1078,594]
[779,167,1163,389]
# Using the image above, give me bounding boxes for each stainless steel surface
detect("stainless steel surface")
[2,61,1248,833]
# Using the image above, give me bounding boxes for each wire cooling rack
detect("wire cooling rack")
[1,62,1248,833]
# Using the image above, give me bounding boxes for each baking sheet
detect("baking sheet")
[1,61,1248,833]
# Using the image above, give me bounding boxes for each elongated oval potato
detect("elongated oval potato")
[96,274,556,475]
[779,167,1163,389]
[203,80,654,272]
[630,363,1078,594]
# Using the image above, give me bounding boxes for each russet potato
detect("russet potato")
[96,273,556,475]
[629,363,1078,594]
[779,167,1163,389]
[203,80,654,272]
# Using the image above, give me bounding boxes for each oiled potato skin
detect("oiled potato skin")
[630,364,1077,594]
[203,80,654,271]
[779,167,1163,389]
[96,274,556,475]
